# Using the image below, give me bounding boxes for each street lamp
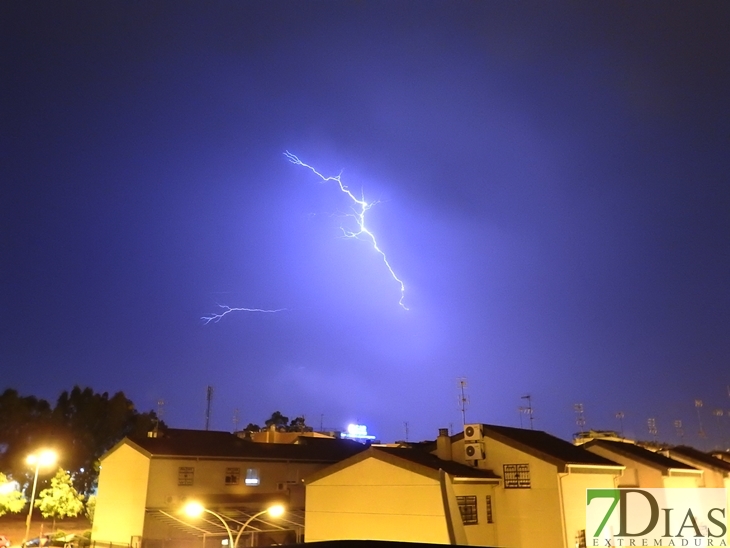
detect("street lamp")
[184,502,285,548]
[24,449,57,544]
[184,502,234,548]
[233,505,284,548]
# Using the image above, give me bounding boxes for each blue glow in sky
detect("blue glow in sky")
[2,1,729,448]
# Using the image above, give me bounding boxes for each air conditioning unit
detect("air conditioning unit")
[464,441,485,460]
[464,424,483,441]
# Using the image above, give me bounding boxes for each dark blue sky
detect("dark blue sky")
[2,2,729,447]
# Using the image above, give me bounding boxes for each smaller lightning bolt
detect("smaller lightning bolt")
[285,151,408,310]
[202,305,287,325]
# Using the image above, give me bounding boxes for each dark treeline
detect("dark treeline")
[0,386,161,495]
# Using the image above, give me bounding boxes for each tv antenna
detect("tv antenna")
[205,385,214,431]
[457,378,469,426]
[615,411,625,438]
[574,403,586,431]
[518,394,534,429]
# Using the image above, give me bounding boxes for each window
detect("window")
[485,495,493,524]
[178,466,194,486]
[456,495,478,525]
[225,467,240,485]
[575,529,586,548]
[245,468,260,486]
[503,464,531,488]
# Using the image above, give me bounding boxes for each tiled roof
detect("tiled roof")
[479,425,621,469]
[123,428,367,462]
[584,439,698,471]
[373,447,500,479]
[667,445,730,473]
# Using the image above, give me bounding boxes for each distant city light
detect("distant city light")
[343,424,376,440]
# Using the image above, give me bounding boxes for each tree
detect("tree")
[0,472,26,516]
[288,416,310,432]
[0,387,162,496]
[35,468,84,528]
[264,411,289,429]
[84,494,96,523]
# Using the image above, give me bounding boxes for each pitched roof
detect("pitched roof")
[374,447,500,480]
[305,446,499,484]
[120,428,366,463]
[584,439,699,472]
[477,424,622,470]
[666,446,730,474]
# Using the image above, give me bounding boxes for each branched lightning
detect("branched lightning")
[285,151,408,310]
[202,305,287,325]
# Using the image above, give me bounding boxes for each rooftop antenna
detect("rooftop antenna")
[154,399,165,433]
[695,399,706,438]
[674,419,684,440]
[574,403,586,432]
[615,411,625,438]
[404,421,409,442]
[205,385,214,431]
[519,394,534,430]
[647,417,658,443]
[233,408,240,432]
[457,377,469,426]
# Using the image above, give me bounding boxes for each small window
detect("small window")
[456,495,478,525]
[575,529,586,548]
[486,495,493,524]
[178,466,194,486]
[225,467,240,485]
[503,463,530,488]
[245,468,260,486]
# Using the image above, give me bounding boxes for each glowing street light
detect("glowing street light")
[184,502,285,548]
[184,502,234,548]
[24,449,57,543]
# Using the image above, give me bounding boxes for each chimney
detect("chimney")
[436,428,452,460]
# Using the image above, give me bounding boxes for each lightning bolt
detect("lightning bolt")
[202,305,287,325]
[285,151,408,310]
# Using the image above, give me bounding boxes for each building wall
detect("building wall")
[450,482,497,547]
[93,443,151,545]
[560,469,621,548]
[450,436,565,548]
[144,457,323,509]
[305,457,451,544]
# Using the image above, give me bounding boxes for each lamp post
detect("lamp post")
[24,450,57,544]
[184,502,284,548]
[184,502,235,548]
[232,505,284,548]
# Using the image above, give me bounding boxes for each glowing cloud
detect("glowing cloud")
[285,151,407,310]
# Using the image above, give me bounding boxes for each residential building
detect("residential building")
[581,438,703,488]
[305,425,625,548]
[659,445,730,488]
[305,445,500,545]
[92,428,366,548]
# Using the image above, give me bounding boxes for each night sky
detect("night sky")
[2,2,729,448]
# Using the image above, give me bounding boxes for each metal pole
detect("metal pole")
[202,510,233,548]
[233,510,268,548]
[24,462,41,543]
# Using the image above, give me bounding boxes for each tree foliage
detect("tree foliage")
[0,387,162,495]
[35,468,84,523]
[249,411,312,432]
[0,472,26,516]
